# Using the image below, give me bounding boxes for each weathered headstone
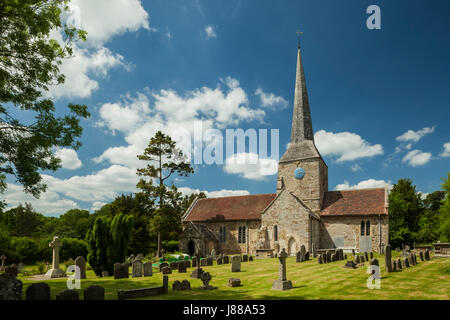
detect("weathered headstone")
[352,249,355,256]
[249,255,254,261]
[169,261,178,270]
[242,254,248,262]
[132,259,143,277]
[163,275,169,294]
[223,255,229,264]
[190,255,203,279]
[102,271,109,277]
[162,266,172,274]
[344,254,348,260]
[391,261,397,272]
[396,258,402,270]
[75,256,86,279]
[0,270,22,300]
[178,260,187,273]
[135,253,143,261]
[364,251,369,262]
[211,249,216,260]
[312,243,317,258]
[227,278,241,287]
[199,271,215,290]
[296,245,306,262]
[181,279,191,290]
[369,252,374,260]
[216,256,223,265]
[231,255,241,272]
[419,251,424,261]
[45,236,66,278]
[17,262,24,273]
[56,289,79,300]
[344,260,357,269]
[272,248,292,291]
[326,250,332,263]
[370,258,379,266]
[355,255,361,264]
[84,285,105,300]
[159,262,169,271]
[360,255,366,263]
[114,262,129,279]
[172,280,182,291]
[26,282,50,300]
[403,258,409,268]
[331,253,337,262]
[322,253,327,264]
[318,255,323,264]
[385,244,392,273]
[143,261,153,277]
[424,249,430,261]
[206,256,213,266]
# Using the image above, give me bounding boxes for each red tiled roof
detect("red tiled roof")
[184,193,276,222]
[320,188,387,216]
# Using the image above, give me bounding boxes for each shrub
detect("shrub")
[64,258,75,270]
[162,240,179,253]
[60,238,88,261]
[36,261,46,274]
[9,237,40,263]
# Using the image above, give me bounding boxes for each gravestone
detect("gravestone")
[223,255,229,264]
[102,271,109,277]
[403,258,409,268]
[344,261,357,269]
[385,244,392,273]
[344,254,348,259]
[227,278,241,287]
[206,256,213,266]
[296,245,306,262]
[231,255,241,272]
[114,263,129,279]
[272,248,293,291]
[26,282,50,300]
[414,253,418,265]
[200,258,207,267]
[331,253,337,262]
[360,255,365,263]
[192,258,197,268]
[322,253,327,264]
[312,243,317,258]
[370,258,379,266]
[190,255,203,279]
[173,280,182,291]
[370,252,374,260]
[419,251,424,261]
[135,253,143,261]
[162,266,172,274]
[169,261,178,270]
[364,252,369,262]
[181,279,191,290]
[159,262,169,271]
[352,249,355,256]
[211,249,216,260]
[424,249,431,261]
[84,285,105,300]
[132,259,143,277]
[186,260,191,268]
[355,255,361,264]
[56,289,79,300]
[178,260,187,273]
[75,256,86,279]
[249,255,254,261]
[392,261,397,272]
[216,256,223,265]
[242,254,248,262]
[143,261,153,277]
[199,271,215,290]
[128,254,135,266]
[326,250,332,263]
[318,255,323,264]
[0,255,6,271]
[0,270,22,300]
[45,236,66,278]
[396,258,402,270]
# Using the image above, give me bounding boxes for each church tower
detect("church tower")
[277,42,328,214]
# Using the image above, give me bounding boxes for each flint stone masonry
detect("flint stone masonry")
[84,285,105,300]
[26,283,50,300]
[75,256,86,279]
[56,289,79,300]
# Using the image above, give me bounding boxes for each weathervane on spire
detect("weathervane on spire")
[296,30,303,48]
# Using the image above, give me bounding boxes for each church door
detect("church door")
[188,240,195,256]
[288,238,297,256]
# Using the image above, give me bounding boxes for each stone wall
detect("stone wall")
[320,215,388,253]
[277,157,327,213]
[261,190,314,255]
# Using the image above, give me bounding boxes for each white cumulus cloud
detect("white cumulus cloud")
[402,149,432,167]
[205,25,217,39]
[255,88,288,109]
[314,130,383,162]
[440,142,450,157]
[396,126,435,143]
[334,179,391,191]
[224,152,278,180]
[55,148,82,170]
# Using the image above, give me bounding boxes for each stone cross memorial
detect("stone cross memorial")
[45,236,66,278]
[272,248,293,291]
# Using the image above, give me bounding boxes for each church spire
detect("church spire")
[291,40,314,143]
[279,40,322,163]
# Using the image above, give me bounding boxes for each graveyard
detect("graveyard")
[15,250,450,300]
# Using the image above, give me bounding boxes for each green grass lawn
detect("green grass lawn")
[19,252,450,300]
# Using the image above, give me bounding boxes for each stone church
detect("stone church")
[179,44,389,257]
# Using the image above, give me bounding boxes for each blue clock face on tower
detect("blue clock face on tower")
[294,167,305,180]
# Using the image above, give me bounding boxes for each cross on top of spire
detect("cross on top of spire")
[296,30,303,48]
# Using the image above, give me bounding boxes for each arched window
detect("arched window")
[238,226,242,243]
[361,221,365,236]
[219,226,226,243]
[274,225,278,241]
[366,220,371,236]
[242,226,246,243]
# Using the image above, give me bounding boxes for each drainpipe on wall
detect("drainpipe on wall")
[246,220,249,254]
[378,214,382,253]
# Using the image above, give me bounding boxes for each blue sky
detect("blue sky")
[4,0,450,215]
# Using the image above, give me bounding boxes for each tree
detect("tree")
[12,202,42,236]
[418,190,445,243]
[56,208,90,239]
[86,213,133,275]
[388,178,424,248]
[0,0,90,197]
[136,131,193,257]
[439,172,450,242]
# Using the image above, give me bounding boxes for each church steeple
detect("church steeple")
[279,42,322,163]
[291,42,314,143]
